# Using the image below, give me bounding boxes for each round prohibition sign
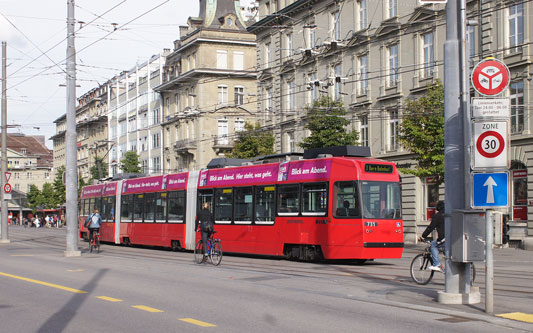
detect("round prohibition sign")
[476,130,505,158]
[4,183,11,193]
[471,58,510,96]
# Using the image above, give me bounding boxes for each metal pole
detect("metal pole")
[1,41,9,244]
[65,0,80,256]
[485,209,494,313]
[444,0,465,295]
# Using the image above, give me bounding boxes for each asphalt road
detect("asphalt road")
[0,226,532,332]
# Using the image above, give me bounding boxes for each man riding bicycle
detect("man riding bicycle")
[195,202,214,258]
[419,200,445,271]
[85,208,102,244]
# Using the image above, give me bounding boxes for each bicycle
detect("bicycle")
[410,240,475,285]
[89,230,100,254]
[194,231,222,265]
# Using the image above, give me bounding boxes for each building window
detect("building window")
[285,132,295,153]
[467,25,475,60]
[508,3,523,53]
[119,121,127,136]
[128,118,136,131]
[264,42,271,68]
[360,115,369,147]
[358,55,368,95]
[217,119,229,145]
[152,157,161,173]
[266,87,273,121]
[152,108,160,125]
[233,51,244,70]
[358,0,367,30]
[331,11,340,41]
[152,133,161,149]
[425,177,439,220]
[234,86,244,105]
[140,112,148,128]
[305,26,316,49]
[510,81,524,133]
[286,81,295,113]
[15,184,20,191]
[285,32,293,58]
[388,0,397,18]
[389,109,399,151]
[218,85,228,105]
[235,118,245,132]
[21,148,27,155]
[174,94,179,113]
[422,32,434,79]
[387,44,399,87]
[216,50,228,69]
[141,160,148,174]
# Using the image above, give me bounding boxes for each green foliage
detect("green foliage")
[229,122,275,159]
[399,80,445,184]
[26,184,41,209]
[299,95,358,150]
[52,165,66,206]
[90,156,108,180]
[120,150,142,174]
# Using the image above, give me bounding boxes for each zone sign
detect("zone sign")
[472,121,509,169]
[471,58,510,96]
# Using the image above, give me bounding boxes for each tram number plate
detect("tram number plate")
[364,222,378,227]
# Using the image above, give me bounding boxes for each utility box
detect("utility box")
[451,210,486,262]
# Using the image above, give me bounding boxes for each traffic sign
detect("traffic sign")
[4,172,11,183]
[472,98,510,119]
[471,58,510,96]
[472,121,509,169]
[3,183,11,194]
[472,172,509,208]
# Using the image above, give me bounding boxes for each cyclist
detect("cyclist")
[419,200,445,271]
[196,202,214,258]
[85,208,102,245]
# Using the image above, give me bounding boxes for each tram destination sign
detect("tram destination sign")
[472,98,510,119]
[365,164,393,174]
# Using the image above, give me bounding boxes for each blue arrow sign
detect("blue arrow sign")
[472,172,509,207]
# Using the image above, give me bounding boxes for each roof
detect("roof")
[5,133,53,168]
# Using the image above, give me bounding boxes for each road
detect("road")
[0,226,532,332]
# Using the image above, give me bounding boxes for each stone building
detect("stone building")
[51,85,108,182]
[248,0,533,248]
[154,0,258,172]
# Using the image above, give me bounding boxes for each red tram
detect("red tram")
[79,148,403,261]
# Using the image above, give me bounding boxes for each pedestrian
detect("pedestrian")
[419,200,445,271]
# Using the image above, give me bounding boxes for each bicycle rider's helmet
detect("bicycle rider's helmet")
[436,201,444,212]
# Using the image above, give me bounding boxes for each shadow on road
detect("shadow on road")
[37,268,109,332]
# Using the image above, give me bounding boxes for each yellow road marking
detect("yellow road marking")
[0,271,87,294]
[67,269,84,272]
[96,296,123,302]
[497,312,533,323]
[132,305,164,313]
[10,254,34,257]
[179,318,216,327]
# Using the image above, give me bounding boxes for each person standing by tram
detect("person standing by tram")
[196,202,214,257]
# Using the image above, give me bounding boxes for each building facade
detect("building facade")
[155,0,258,173]
[248,0,533,248]
[106,53,167,177]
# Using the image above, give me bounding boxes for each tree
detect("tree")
[26,184,41,209]
[229,122,275,159]
[399,80,444,184]
[299,95,358,150]
[90,156,108,180]
[120,150,142,174]
[40,183,55,208]
[52,165,66,206]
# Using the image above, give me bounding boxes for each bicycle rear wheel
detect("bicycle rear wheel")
[96,236,100,254]
[194,240,205,264]
[410,254,434,285]
[209,241,222,266]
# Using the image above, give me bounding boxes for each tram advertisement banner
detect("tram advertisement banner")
[103,182,118,196]
[287,160,331,181]
[81,184,104,198]
[199,164,279,187]
[123,175,163,193]
[165,173,188,191]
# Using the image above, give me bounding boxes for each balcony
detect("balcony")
[212,136,234,154]
[174,139,197,153]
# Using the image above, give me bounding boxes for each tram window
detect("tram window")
[255,186,275,224]
[79,200,84,216]
[302,182,328,216]
[101,197,109,222]
[144,193,156,223]
[278,184,300,216]
[133,194,144,222]
[168,191,185,223]
[84,199,90,216]
[361,181,401,219]
[215,188,233,223]
[121,195,133,222]
[234,187,253,224]
[333,181,361,218]
[104,197,115,222]
[95,197,103,215]
[155,192,168,223]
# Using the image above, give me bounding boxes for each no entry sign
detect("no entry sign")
[471,58,510,96]
[472,121,509,169]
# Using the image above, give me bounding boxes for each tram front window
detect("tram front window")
[361,181,401,219]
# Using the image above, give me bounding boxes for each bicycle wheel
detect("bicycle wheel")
[96,236,100,254]
[209,241,222,266]
[194,240,205,264]
[410,254,434,285]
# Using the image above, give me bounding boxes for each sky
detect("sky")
[0,0,255,149]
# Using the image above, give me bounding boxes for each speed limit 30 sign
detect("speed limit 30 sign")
[472,121,509,169]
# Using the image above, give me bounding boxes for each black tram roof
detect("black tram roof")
[303,146,371,159]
